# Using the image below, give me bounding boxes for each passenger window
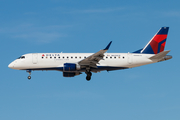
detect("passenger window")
[71,57,73,58]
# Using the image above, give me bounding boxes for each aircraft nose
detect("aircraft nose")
[8,62,14,69]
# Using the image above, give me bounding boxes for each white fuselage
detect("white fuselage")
[8,53,156,72]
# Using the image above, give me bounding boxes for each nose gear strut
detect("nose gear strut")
[27,70,32,80]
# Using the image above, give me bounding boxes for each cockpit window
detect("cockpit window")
[17,56,25,59]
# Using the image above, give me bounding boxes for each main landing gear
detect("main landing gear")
[27,70,32,80]
[86,71,92,81]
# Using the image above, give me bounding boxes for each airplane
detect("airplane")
[8,27,172,81]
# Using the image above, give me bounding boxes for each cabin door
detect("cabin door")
[32,53,38,64]
[128,53,133,64]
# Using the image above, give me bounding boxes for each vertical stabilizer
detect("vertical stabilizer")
[141,27,169,54]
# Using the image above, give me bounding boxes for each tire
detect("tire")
[86,76,91,81]
[28,76,31,80]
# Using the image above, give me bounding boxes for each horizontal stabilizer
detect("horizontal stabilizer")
[149,50,170,60]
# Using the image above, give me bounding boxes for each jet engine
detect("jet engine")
[63,63,80,71]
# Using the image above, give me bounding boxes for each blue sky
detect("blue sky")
[0,0,180,120]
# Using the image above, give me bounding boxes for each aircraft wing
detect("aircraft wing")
[78,41,112,68]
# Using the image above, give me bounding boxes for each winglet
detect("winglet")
[104,41,112,50]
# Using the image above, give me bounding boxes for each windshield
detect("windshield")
[17,56,25,59]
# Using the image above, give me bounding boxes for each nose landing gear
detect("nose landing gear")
[27,70,32,80]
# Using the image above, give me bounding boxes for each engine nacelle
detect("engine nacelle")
[63,63,80,71]
[63,72,76,77]
[63,72,81,77]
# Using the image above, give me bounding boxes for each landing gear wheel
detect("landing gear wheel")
[86,71,92,81]
[28,76,31,80]
[86,76,91,81]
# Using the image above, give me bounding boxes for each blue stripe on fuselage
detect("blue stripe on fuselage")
[23,66,128,72]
